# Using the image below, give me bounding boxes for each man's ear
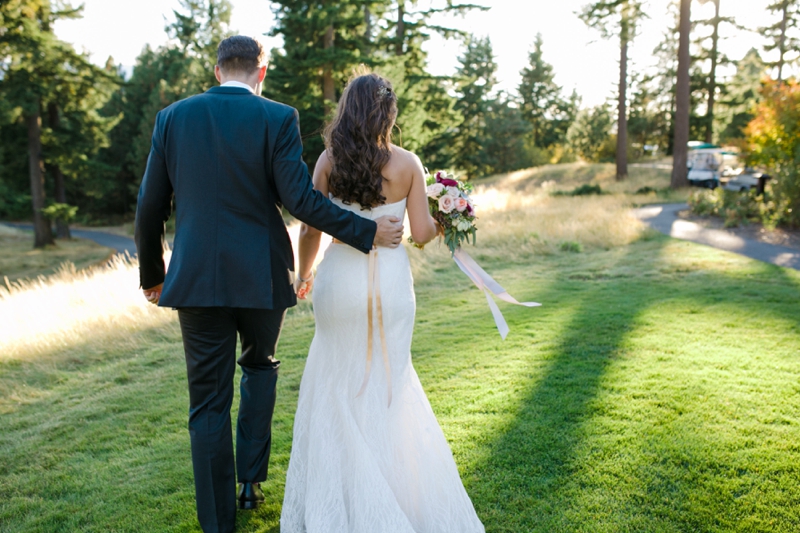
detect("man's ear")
[257,64,267,83]
[214,65,222,83]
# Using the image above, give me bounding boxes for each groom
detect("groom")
[134,36,403,533]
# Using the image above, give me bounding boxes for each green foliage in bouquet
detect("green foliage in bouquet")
[411,170,477,255]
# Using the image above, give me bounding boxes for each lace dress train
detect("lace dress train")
[280,198,484,533]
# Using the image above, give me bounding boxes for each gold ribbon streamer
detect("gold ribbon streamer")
[356,248,393,407]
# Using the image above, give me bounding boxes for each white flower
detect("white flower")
[427,183,445,197]
[456,219,473,232]
[446,186,460,198]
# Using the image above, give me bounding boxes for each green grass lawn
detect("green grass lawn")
[1,233,799,532]
[0,226,114,282]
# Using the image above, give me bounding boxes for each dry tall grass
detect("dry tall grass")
[0,254,175,362]
[406,164,662,279]
[0,163,664,363]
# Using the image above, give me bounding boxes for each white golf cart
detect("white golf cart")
[722,169,772,193]
[687,146,741,189]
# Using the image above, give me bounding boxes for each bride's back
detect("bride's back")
[307,71,438,246]
[373,145,416,205]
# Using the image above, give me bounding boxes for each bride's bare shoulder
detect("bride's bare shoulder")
[316,149,332,170]
[389,144,423,171]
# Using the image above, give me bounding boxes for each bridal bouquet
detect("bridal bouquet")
[409,170,540,340]
[413,170,477,255]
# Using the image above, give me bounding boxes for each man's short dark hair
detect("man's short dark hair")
[217,36,266,74]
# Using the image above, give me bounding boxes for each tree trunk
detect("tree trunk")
[322,25,336,116]
[671,0,692,189]
[48,102,71,239]
[27,103,54,248]
[364,5,372,54]
[778,1,788,83]
[705,0,720,144]
[395,1,405,56]
[616,29,629,181]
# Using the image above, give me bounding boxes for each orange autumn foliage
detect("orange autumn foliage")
[745,79,800,226]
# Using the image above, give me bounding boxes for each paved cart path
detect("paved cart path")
[633,203,800,271]
[1,223,136,254]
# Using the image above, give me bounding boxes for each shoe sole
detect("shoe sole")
[238,500,263,510]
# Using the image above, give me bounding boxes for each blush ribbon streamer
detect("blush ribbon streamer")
[452,247,541,339]
[356,248,392,407]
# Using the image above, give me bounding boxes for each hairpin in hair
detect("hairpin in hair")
[377,85,391,99]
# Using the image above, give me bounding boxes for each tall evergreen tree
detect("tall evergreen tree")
[718,48,766,143]
[93,0,230,219]
[266,0,370,166]
[453,35,496,179]
[650,1,681,155]
[0,0,117,246]
[483,93,532,173]
[518,33,575,152]
[580,0,646,181]
[628,73,671,157]
[672,0,692,189]
[762,0,800,83]
[567,105,614,162]
[693,0,738,144]
[373,1,483,168]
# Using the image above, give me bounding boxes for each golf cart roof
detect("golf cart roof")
[688,141,719,150]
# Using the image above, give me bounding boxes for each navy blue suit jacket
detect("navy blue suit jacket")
[134,86,377,309]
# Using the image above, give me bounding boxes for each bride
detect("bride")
[280,71,485,533]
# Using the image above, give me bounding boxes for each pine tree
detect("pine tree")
[371,1,482,168]
[453,35,497,179]
[627,73,671,158]
[567,105,614,162]
[693,0,739,144]
[672,0,692,189]
[95,0,231,217]
[266,0,370,166]
[650,2,680,155]
[483,93,531,173]
[717,48,766,143]
[0,0,117,246]
[762,0,800,83]
[580,0,645,181]
[518,33,576,156]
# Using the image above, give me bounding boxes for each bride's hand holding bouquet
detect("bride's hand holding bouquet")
[411,171,476,254]
[411,169,540,340]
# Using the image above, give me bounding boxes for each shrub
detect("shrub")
[560,240,583,253]
[745,80,800,227]
[552,184,604,197]
[688,188,773,228]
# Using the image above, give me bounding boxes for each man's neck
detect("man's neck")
[220,78,259,94]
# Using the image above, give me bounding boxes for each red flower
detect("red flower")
[436,176,459,187]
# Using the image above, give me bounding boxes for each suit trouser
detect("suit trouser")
[177,306,285,533]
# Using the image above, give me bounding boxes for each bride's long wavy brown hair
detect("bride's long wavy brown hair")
[324,70,398,208]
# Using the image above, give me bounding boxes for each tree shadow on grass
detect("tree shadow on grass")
[465,238,800,532]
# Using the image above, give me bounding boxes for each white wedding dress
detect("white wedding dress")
[280,197,485,533]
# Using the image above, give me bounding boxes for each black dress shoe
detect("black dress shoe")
[237,482,265,510]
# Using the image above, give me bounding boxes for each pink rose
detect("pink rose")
[438,195,455,213]
[427,183,445,197]
[455,197,468,212]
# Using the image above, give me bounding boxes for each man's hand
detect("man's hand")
[373,216,404,249]
[143,283,164,305]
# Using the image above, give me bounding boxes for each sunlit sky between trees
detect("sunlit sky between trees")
[55,1,788,108]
